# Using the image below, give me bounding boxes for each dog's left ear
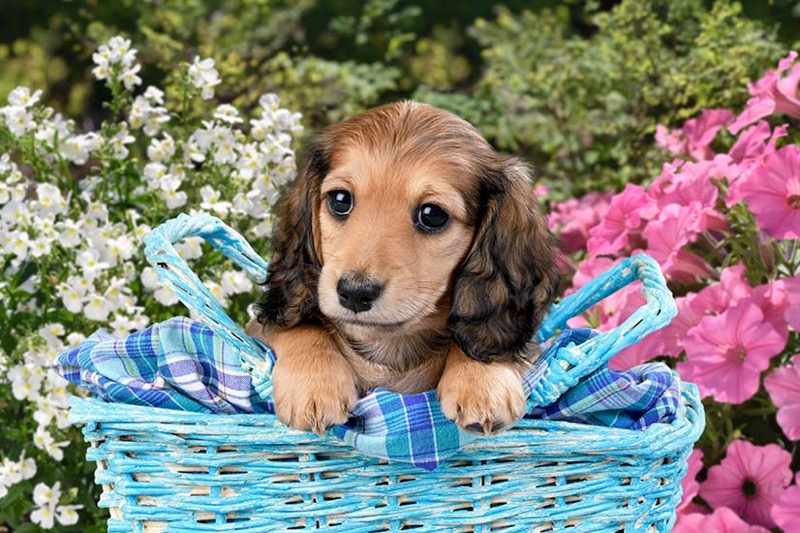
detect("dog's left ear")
[448,159,560,363]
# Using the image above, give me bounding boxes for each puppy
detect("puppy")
[246,101,559,436]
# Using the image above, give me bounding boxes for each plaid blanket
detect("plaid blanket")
[54,317,680,470]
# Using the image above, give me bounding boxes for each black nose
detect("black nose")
[337,276,383,313]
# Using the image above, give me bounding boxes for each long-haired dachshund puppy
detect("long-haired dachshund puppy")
[246,101,559,436]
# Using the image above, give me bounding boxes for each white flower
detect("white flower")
[59,287,82,314]
[83,294,112,321]
[20,456,37,480]
[188,56,221,100]
[58,219,83,247]
[29,237,52,258]
[259,93,280,112]
[140,267,161,290]
[119,63,142,89]
[33,481,62,508]
[105,235,135,263]
[147,133,176,162]
[204,280,228,306]
[109,315,136,337]
[33,183,67,216]
[200,185,232,216]
[3,105,35,136]
[60,133,100,165]
[4,230,30,259]
[251,217,274,238]
[108,124,136,159]
[66,332,86,347]
[0,458,22,486]
[8,87,43,108]
[30,504,56,529]
[221,270,253,296]
[86,200,109,221]
[162,187,188,209]
[38,323,65,348]
[56,505,82,526]
[33,427,68,461]
[174,236,204,259]
[76,249,110,277]
[153,285,179,306]
[9,364,42,401]
[108,36,136,65]
[214,104,243,124]
[91,61,112,81]
[144,86,165,104]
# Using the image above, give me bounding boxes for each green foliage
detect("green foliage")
[416,0,788,198]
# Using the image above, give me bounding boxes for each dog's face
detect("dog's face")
[255,101,559,364]
[315,142,475,341]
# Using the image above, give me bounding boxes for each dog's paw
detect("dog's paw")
[437,355,526,436]
[272,351,359,435]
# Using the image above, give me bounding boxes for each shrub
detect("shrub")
[416,0,789,199]
[0,36,300,528]
[547,51,800,530]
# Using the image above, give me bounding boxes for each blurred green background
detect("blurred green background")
[2,0,798,198]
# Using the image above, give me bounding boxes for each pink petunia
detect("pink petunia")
[784,274,800,331]
[772,473,800,533]
[678,448,704,512]
[547,191,613,254]
[699,440,793,528]
[649,158,731,233]
[674,506,770,533]
[738,144,800,239]
[729,51,800,134]
[586,184,656,258]
[677,301,786,403]
[643,202,714,283]
[764,354,800,441]
[726,121,788,207]
[655,108,735,160]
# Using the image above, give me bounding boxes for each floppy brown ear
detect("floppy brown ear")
[251,139,329,328]
[448,159,560,363]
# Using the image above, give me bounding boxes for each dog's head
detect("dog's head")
[254,101,559,363]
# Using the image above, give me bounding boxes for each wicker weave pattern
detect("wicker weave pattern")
[71,386,702,532]
[69,213,705,532]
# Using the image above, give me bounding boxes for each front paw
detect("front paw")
[272,353,359,435]
[437,354,526,436]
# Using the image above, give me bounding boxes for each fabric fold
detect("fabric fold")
[54,318,680,470]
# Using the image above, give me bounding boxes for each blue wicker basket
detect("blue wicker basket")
[69,213,705,532]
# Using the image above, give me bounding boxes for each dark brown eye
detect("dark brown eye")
[416,204,450,233]
[327,190,353,218]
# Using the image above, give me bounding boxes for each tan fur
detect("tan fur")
[249,101,559,435]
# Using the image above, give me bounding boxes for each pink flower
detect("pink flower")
[678,301,786,403]
[727,122,788,206]
[772,474,800,533]
[784,274,800,331]
[699,440,793,528]
[643,203,714,283]
[738,144,800,239]
[678,448,704,512]
[586,184,656,258]
[764,354,800,440]
[656,108,735,160]
[548,191,613,254]
[675,506,770,533]
[648,158,730,232]
[729,51,800,134]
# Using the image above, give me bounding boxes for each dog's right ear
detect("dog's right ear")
[251,137,330,328]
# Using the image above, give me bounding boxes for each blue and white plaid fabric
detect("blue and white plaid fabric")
[54,318,680,470]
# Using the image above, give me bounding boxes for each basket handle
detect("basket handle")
[143,213,275,397]
[533,254,677,388]
[144,214,677,406]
